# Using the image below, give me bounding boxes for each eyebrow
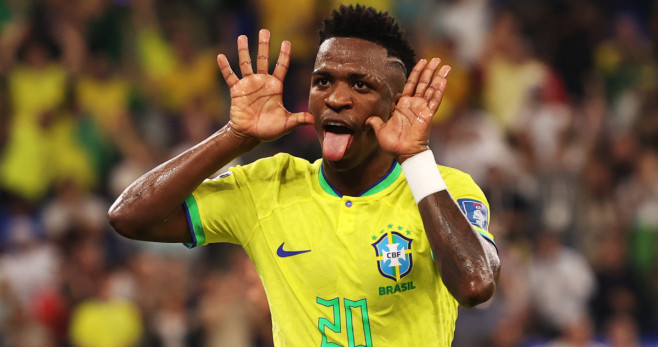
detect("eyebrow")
[312,70,370,80]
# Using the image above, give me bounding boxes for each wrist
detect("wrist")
[400,150,447,204]
[219,123,261,154]
[224,122,261,145]
[397,145,430,164]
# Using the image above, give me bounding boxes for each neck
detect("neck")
[321,150,396,197]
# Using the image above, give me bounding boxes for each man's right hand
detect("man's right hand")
[217,29,314,142]
[109,30,313,244]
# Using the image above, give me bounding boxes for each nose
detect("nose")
[325,82,353,112]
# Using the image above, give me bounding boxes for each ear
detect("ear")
[394,92,403,103]
[385,97,398,121]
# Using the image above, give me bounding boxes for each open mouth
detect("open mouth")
[322,122,354,161]
[323,122,354,135]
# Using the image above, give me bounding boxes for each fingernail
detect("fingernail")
[443,66,451,78]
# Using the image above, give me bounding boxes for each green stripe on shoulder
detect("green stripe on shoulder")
[474,226,495,244]
[184,194,206,248]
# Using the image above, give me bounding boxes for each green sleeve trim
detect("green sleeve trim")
[474,226,495,243]
[183,194,206,248]
[474,226,498,253]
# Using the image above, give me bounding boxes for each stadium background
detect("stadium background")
[0,0,657,346]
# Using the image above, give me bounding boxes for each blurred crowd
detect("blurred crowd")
[0,0,657,346]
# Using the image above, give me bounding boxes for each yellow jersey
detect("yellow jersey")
[184,153,494,346]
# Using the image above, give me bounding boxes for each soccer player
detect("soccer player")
[109,5,500,346]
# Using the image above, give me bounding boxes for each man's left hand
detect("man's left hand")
[366,58,450,163]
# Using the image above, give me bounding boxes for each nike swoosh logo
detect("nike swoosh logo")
[277,242,311,257]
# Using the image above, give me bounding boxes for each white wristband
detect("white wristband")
[400,150,447,204]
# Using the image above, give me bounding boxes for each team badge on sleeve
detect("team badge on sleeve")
[372,226,413,282]
[458,199,489,230]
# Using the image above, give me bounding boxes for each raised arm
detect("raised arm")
[108,29,313,243]
[367,58,500,307]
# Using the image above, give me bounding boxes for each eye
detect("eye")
[314,77,330,86]
[354,81,369,90]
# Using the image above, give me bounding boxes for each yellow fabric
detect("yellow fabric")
[69,298,143,347]
[0,117,50,200]
[136,26,221,114]
[159,51,221,113]
[0,64,67,200]
[6,64,67,124]
[185,153,493,346]
[257,0,317,59]
[483,56,547,131]
[46,114,97,189]
[136,26,176,81]
[331,0,392,13]
[595,42,622,74]
[76,76,131,135]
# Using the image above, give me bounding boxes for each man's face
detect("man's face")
[309,37,406,169]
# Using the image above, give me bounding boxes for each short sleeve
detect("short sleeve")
[183,166,258,247]
[439,166,495,248]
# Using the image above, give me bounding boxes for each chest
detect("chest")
[246,196,439,298]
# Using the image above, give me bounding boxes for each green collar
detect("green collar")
[319,161,402,197]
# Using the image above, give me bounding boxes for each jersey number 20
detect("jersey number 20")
[317,297,373,347]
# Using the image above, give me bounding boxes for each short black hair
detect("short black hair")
[318,5,416,77]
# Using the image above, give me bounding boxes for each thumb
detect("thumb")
[289,112,315,127]
[366,116,385,136]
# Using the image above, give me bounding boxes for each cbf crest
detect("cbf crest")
[372,225,413,282]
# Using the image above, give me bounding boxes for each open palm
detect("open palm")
[217,29,313,142]
[367,58,450,162]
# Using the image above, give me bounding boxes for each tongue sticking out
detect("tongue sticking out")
[323,132,352,161]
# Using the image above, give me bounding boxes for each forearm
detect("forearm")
[400,150,499,307]
[418,192,498,307]
[108,124,259,240]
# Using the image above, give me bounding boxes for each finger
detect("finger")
[256,29,270,74]
[401,59,427,96]
[428,66,451,113]
[288,111,315,127]
[414,58,441,97]
[365,116,385,136]
[237,35,253,77]
[424,65,450,101]
[217,54,239,88]
[272,40,291,81]
[438,64,451,79]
